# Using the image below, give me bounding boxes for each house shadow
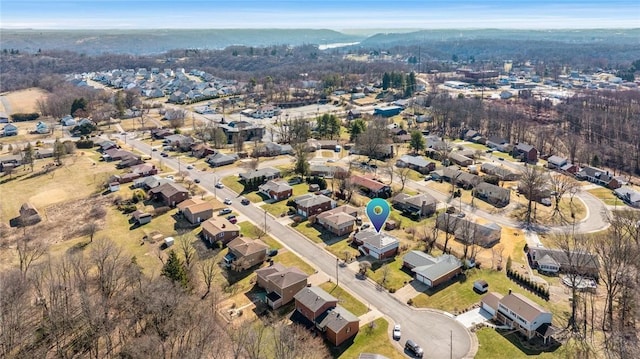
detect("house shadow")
[496,328,562,355]
[328,336,356,358]
[421,272,469,296]
[221,265,256,286]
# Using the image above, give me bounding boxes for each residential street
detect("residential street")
[117,132,475,359]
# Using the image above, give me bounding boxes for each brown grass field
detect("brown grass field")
[2,88,48,114]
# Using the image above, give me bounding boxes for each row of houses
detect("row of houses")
[431,166,511,207]
[2,121,51,136]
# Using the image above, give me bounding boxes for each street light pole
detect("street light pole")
[336,258,339,286]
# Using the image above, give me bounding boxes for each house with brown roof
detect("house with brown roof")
[177,198,214,224]
[224,237,269,270]
[449,152,474,167]
[316,205,359,236]
[259,180,293,201]
[149,182,189,207]
[309,164,349,179]
[318,306,360,346]
[353,229,399,259]
[351,175,392,198]
[130,163,158,176]
[481,291,556,343]
[200,217,240,245]
[190,143,216,158]
[293,194,336,217]
[480,163,520,181]
[294,286,359,346]
[256,264,309,309]
[391,193,438,217]
[19,203,41,226]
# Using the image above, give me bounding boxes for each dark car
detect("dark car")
[226,214,237,221]
[405,339,424,358]
[241,198,250,205]
[267,248,278,257]
[194,178,200,183]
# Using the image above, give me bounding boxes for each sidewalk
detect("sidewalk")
[358,308,383,327]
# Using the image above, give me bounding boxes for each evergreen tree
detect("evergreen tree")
[409,130,425,154]
[70,97,88,116]
[23,143,35,172]
[161,250,188,287]
[382,72,391,90]
[53,138,65,163]
[349,119,366,142]
[293,144,310,179]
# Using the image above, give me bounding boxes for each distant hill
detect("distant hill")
[0,29,364,55]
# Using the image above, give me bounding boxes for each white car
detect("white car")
[215,182,224,189]
[393,324,401,340]
[223,198,232,205]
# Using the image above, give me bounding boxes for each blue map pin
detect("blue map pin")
[366,198,390,233]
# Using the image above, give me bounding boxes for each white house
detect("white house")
[60,115,77,126]
[353,230,399,260]
[481,291,555,343]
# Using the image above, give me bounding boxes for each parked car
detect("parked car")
[219,208,232,215]
[186,165,194,170]
[424,175,432,181]
[405,339,423,357]
[227,217,238,224]
[241,198,250,205]
[151,147,158,151]
[392,324,401,340]
[361,223,370,230]
[267,248,278,257]
[226,214,237,221]
[194,178,200,183]
[160,152,168,157]
[223,198,232,205]
[215,182,224,189]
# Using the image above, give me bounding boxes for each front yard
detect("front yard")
[475,327,566,359]
[587,187,624,206]
[334,318,404,359]
[366,256,414,292]
[319,282,369,316]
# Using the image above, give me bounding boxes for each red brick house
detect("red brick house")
[512,143,538,163]
[200,217,240,245]
[224,237,268,270]
[316,205,359,236]
[255,264,309,309]
[351,175,392,198]
[353,230,399,260]
[294,286,359,346]
[258,180,293,201]
[293,194,336,217]
[149,182,189,207]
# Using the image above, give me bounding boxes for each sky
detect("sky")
[1,0,638,30]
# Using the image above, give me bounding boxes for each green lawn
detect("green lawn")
[366,257,413,292]
[237,221,314,274]
[411,268,566,316]
[319,282,369,316]
[221,175,244,194]
[327,239,360,262]
[587,188,625,206]
[261,182,309,216]
[335,318,404,359]
[292,221,324,243]
[475,327,566,359]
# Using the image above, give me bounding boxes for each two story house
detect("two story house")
[224,237,268,271]
[200,217,240,245]
[256,264,309,309]
[294,194,336,217]
[177,198,214,224]
[148,182,189,207]
[353,229,399,260]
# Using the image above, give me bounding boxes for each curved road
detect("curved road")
[116,132,474,359]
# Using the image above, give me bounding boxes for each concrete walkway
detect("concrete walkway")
[358,308,383,327]
[455,308,492,328]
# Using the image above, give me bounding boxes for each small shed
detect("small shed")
[132,210,152,225]
[474,279,489,293]
[309,184,320,192]
[164,237,175,247]
[385,220,397,230]
[109,182,120,192]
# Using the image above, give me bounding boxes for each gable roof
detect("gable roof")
[398,155,431,168]
[255,263,287,281]
[201,217,239,236]
[316,205,359,220]
[529,247,599,271]
[294,194,333,208]
[295,286,337,313]
[317,306,359,332]
[149,182,188,197]
[514,142,535,152]
[259,179,292,193]
[500,292,550,322]
[403,251,462,282]
[351,175,389,192]
[239,167,281,181]
[392,193,438,208]
[481,292,503,311]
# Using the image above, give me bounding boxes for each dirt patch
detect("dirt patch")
[4,195,110,246]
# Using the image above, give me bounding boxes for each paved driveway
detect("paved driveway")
[456,308,492,328]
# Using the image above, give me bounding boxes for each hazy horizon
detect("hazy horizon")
[2,0,638,30]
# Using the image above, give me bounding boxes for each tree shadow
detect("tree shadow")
[496,328,562,355]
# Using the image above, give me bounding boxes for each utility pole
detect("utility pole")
[336,258,339,286]
[450,330,453,359]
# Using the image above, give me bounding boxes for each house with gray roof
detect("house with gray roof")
[353,229,399,259]
[481,163,520,181]
[256,264,308,309]
[402,251,462,288]
[396,155,436,174]
[512,143,538,163]
[473,182,510,207]
[576,166,621,189]
[436,213,502,247]
[614,187,640,208]
[239,167,281,182]
[258,180,293,201]
[205,152,238,167]
[546,155,568,169]
[391,193,438,217]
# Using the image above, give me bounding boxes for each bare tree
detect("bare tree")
[82,221,101,243]
[177,233,196,272]
[395,166,412,192]
[16,236,47,278]
[0,269,30,357]
[271,322,330,359]
[200,258,219,299]
[518,166,549,225]
[549,173,580,221]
